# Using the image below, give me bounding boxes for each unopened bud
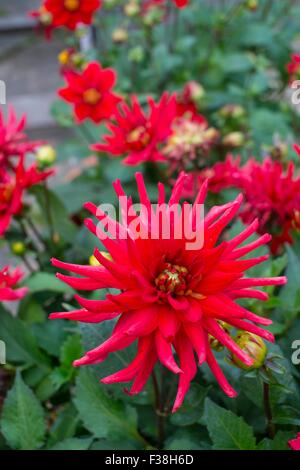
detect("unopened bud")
[222,131,245,147]
[219,104,245,119]
[209,322,232,352]
[36,145,57,167]
[269,142,288,161]
[124,1,140,16]
[89,252,112,266]
[230,331,267,371]
[11,241,26,256]
[245,0,258,12]
[184,81,205,104]
[128,46,144,63]
[112,28,128,43]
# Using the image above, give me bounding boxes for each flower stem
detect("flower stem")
[152,370,166,449]
[263,381,276,439]
[43,181,55,243]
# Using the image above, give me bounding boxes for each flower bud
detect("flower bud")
[36,145,57,167]
[269,142,288,161]
[128,46,144,63]
[222,131,245,148]
[124,1,140,16]
[11,241,26,256]
[219,104,245,119]
[112,28,129,43]
[230,331,267,371]
[245,0,258,12]
[209,321,232,352]
[89,252,112,266]
[183,81,205,104]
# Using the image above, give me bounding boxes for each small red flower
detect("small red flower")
[235,158,300,254]
[59,62,121,124]
[289,433,300,450]
[0,157,54,236]
[30,4,55,39]
[0,106,43,165]
[173,0,189,7]
[51,173,286,411]
[0,266,28,302]
[92,93,177,165]
[286,53,300,82]
[43,0,101,30]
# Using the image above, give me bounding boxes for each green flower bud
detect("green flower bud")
[36,145,57,167]
[11,241,26,256]
[128,46,144,63]
[222,131,245,148]
[230,331,267,371]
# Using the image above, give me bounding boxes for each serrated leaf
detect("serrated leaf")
[1,372,46,450]
[204,398,257,450]
[73,368,143,444]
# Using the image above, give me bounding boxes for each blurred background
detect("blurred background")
[0,0,67,143]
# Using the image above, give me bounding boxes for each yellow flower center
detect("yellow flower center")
[83,88,102,105]
[155,263,189,295]
[127,126,151,148]
[64,0,80,12]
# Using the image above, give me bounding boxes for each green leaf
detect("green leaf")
[0,306,50,369]
[204,398,257,450]
[73,368,142,444]
[23,272,74,295]
[47,404,79,447]
[1,372,46,450]
[51,437,93,450]
[258,431,294,450]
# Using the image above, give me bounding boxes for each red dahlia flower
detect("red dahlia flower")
[59,62,121,124]
[92,93,177,165]
[235,158,300,254]
[0,107,43,164]
[51,173,286,411]
[286,53,300,82]
[0,157,54,236]
[173,0,189,7]
[43,0,101,30]
[289,433,300,450]
[0,266,28,302]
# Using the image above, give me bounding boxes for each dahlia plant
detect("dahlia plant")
[1,0,300,453]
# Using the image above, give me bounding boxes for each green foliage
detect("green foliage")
[204,398,257,450]
[0,372,46,450]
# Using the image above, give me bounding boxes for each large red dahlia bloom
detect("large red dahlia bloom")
[0,107,42,164]
[0,157,53,236]
[44,0,101,30]
[51,173,286,411]
[59,62,121,124]
[0,266,28,302]
[92,93,177,165]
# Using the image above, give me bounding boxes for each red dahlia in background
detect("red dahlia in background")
[173,0,189,7]
[0,157,54,236]
[235,157,300,254]
[0,107,43,165]
[286,53,300,82]
[44,0,101,30]
[59,62,121,124]
[51,172,285,411]
[92,93,177,164]
[0,266,28,302]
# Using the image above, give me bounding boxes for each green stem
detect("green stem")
[263,380,275,439]
[152,370,166,449]
[43,181,55,243]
